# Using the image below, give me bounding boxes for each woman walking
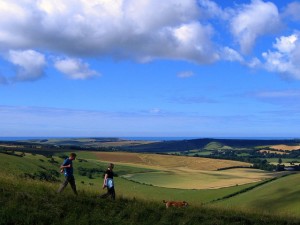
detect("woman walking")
[101,163,115,200]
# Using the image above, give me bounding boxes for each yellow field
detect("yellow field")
[94,151,250,171]
[270,145,300,151]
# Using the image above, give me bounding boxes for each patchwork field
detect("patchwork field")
[89,151,283,189]
[93,151,250,170]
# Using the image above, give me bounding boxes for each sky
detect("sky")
[1,0,300,138]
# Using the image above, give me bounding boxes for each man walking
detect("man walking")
[57,152,78,195]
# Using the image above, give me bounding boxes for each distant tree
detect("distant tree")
[278,158,282,164]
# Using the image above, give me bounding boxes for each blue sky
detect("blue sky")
[1,0,300,137]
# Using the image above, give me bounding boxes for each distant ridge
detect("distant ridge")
[123,138,300,152]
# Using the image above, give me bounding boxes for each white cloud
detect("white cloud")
[197,0,231,20]
[54,58,99,80]
[230,0,281,54]
[7,50,46,82]
[177,71,195,78]
[273,34,298,53]
[149,108,161,114]
[284,2,300,21]
[0,0,218,64]
[261,33,300,79]
[254,90,300,98]
[247,57,262,68]
[221,47,244,62]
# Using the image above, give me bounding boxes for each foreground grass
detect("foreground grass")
[1,174,300,225]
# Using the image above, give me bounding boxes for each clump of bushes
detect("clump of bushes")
[20,170,60,182]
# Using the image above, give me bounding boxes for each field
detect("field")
[123,168,278,189]
[83,151,282,189]
[269,145,300,151]
[1,146,300,223]
[92,151,250,170]
[214,172,300,216]
[0,152,260,205]
[0,151,281,205]
[2,173,300,225]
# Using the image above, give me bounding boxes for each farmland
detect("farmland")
[1,138,300,223]
[91,151,280,189]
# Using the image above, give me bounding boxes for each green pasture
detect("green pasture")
[266,158,300,164]
[2,173,299,225]
[213,173,300,215]
[122,168,275,190]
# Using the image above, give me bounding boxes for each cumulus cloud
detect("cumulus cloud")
[0,0,218,64]
[177,71,195,78]
[7,50,46,82]
[54,58,99,80]
[261,33,300,79]
[230,0,282,54]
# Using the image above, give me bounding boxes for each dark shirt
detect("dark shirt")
[62,158,73,177]
[105,169,114,179]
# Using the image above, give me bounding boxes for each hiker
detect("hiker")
[101,163,115,200]
[57,152,78,195]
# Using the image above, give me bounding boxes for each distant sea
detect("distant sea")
[0,136,299,141]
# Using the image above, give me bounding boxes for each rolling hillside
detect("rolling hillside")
[213,173,300,215]
[1,150,300,224]
[2,172,299,225]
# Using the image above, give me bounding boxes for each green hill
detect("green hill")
[214,173,300,215]
[2,151,300,224]
[0,152,261,204]
[1,172,300,225]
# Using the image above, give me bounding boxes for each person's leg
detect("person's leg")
[57,177,69,193]
[68,176,78,195]
[100,188,110,198]
[109,187,115,200]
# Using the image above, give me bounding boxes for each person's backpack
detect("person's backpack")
[106,178,114,188]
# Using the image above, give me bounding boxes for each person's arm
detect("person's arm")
[102,173,108,189]
[60,159,71,173]
[60,164,71,169]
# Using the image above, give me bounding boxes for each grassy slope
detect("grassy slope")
[1,173,300,225]
[2,152,299,210]
[214,173,300,215]
[0,152,260,205]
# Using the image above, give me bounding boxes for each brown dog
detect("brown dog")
[163,200,189,208]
